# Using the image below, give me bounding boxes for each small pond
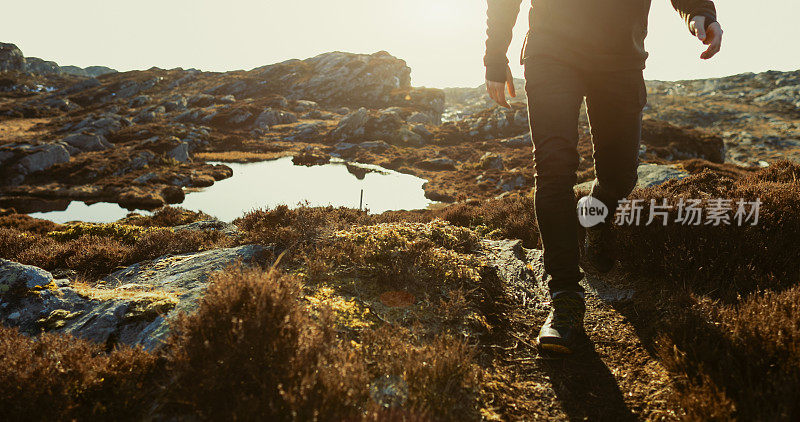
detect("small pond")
[27,156,438,223]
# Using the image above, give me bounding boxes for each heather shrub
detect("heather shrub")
[163,265,483,420]
[163,266,370,420]
[657,286,800,420]
[121,206,210,227]
[0,213,62,235]
[0,225,231,280]
[432,194,539,248]
[0,326,158,420]
[615,160,800,298]
[236,204,371,249]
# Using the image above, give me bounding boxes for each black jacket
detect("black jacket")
[484,0,717,82]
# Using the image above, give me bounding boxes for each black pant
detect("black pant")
[525,56,647,293]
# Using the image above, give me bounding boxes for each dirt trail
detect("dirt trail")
[479,240,679,420]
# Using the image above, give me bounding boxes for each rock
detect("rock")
[293,100,318,112]
[253,108,298,129]
[411,124,433,141]
[0,259,55,293]
[25,57,61,75]
[290,122,324,140]
[162,94,187,112]
[0,43,26,72]
[60,65,116,77]
[62,133,113,152]
[0,245,266,349]
[167,142,190,163]
[501,133,532,147]
[480,152,504,170]
[8,144,71,183]
[330,107,368,140]
[497,174,526,191]
[99,244,267,349]
[754,85,800,109]
[130,95,152,108]
[394,127,425,146]
[359,140,392,152]
[255,51,411,107]
[133,172,158,184]
[114,150,155,176]
[187,93,216,107]
[636,164,690,188]
[408,112,432,125]
[418,157,457,171]
[479,239,634,305]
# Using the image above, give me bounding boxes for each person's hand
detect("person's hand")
[486,64,516,108]
[690,16,723,60]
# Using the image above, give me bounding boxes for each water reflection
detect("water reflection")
[26,156,437,223]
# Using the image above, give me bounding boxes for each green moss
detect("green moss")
[47,223,172,244]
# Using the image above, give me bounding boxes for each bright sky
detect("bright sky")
[3,1,799,88]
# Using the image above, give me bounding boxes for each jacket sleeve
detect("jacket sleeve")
[484,0,522,82]
[670,0,717,35]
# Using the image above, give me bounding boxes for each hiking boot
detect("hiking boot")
[537,290,587,354]
[583,223,615,274]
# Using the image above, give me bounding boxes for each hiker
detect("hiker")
[484,0,722,354]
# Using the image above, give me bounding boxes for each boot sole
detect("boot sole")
[537,342,574,354]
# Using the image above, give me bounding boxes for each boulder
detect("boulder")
[167,142,190,163]
[0,245,267,349]
[330,107,368,140]
[62,133,113,152]
[497,174,526,192]
[24,57,61,75]
[418,157,457,171]
[480,152,504,170]
[253,108,298,129]
[0,259,55,293]
[0,42,25,72]
[254,51,411,107]
[9,144,71,183]
[293,100,318,112]
[408,112,432,125]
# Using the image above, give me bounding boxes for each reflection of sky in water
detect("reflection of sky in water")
[29,157,437,223]
[29,202,148,224]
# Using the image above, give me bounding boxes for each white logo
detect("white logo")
[577,195,608,228]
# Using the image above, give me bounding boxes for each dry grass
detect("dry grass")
[195,151,287,162]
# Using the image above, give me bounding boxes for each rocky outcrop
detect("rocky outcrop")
[0,42,25,72]
[0,245,267,350]
[0,143,71,185]
[0,42,116,77]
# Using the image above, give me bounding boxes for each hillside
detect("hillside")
[1,41,799,420]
